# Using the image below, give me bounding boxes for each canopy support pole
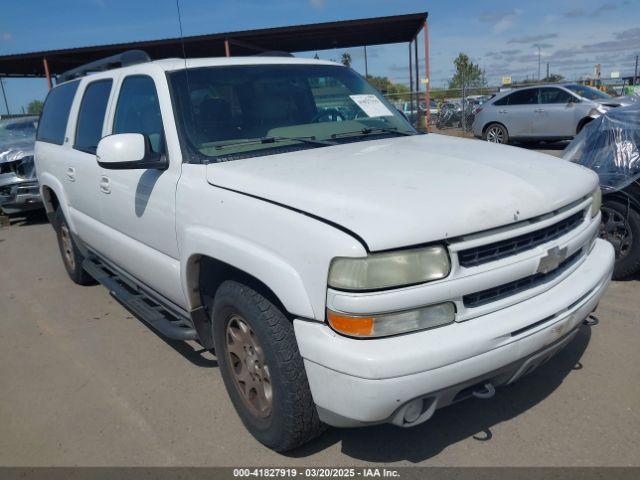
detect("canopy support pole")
[364,46,369,77]
[224,39,231,57]
[414,37,420,128]
[408,42,414,127]
[43,57,52,90]
[0,76,9,114]
[424,19,430,129]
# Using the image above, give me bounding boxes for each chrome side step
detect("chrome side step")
[82,257,198,341]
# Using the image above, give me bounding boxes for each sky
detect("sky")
[1,0,639,114]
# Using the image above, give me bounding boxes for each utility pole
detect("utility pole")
[0,77,9,115]
[546,62,550,80]
[635,55,638,86]
[537,45,541,81]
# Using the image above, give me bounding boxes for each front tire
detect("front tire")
[600,199,640,279]
[212,280,325,452]
[483,123,509,144]
[53,207,95,285]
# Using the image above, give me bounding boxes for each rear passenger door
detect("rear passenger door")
[65,78,114,241]
[499,88,539,138]
[97,73,184,306]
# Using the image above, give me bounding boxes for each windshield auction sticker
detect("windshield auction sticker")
[349,94,393,117]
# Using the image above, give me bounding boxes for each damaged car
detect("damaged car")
[564,100,640,278]
[0,116,42,214]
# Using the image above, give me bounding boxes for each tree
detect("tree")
[341,52,352,68]
[449,53,486,90]
[365,75,410,101]
[27,100,43,115]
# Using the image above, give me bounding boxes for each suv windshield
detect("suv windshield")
[168,63,416,162]
[564,84,611,100]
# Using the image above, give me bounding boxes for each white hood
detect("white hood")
[206,134,597,251]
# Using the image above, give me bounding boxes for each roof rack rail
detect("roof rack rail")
[251,51,294,57]
[58,49,151,83]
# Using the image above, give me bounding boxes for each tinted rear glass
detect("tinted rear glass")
[505,89,539,105]
[74,79,112,154]
[36,80,80,145]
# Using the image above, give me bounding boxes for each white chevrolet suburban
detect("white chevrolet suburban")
[35,51,614,452]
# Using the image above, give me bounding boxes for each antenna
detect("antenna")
[175,0,189,70]
[175,0,196,139]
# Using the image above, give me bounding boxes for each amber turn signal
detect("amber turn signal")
[327,310,374,337]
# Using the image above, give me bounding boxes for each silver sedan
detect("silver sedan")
[472,84,636,144]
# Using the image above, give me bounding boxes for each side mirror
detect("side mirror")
[96,133,167,170]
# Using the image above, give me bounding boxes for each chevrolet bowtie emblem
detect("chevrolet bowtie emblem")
[537,246,568,274]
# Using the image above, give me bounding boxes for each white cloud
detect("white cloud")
[479,10,520,34]
[309,0,325,10]
[1,32,11,41]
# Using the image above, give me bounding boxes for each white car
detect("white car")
[35,52,614,452]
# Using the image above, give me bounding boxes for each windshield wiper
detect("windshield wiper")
[330,126,415,139]
[214,135,335,150]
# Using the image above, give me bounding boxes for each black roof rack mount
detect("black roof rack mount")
[58,49,150,82]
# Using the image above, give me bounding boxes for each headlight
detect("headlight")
[327,302,456,338]
[328,245,450,291]
[591,188,602,218]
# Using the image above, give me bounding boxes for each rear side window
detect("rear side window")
[505,89,539,105]
[493,95,509,106]
[113,75,164,154]
[36,80,80,145]
[74,79,113,154]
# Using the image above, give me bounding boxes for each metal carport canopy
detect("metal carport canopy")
[0,12,428,78]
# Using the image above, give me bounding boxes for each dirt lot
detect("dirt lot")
[1,167,639,466]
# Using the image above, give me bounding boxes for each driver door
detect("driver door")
[96,71,185,306]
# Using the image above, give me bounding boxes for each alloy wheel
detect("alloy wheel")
[225,314,272,418]
[486,125,506,144]
[60,223,76,270]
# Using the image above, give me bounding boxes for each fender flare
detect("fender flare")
[38,172,76,232]
[180,225,316,319]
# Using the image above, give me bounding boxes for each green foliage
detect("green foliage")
[27,100,43,115]
[341,52,352,68]
[449,53,487,90]
[364,75,411,101]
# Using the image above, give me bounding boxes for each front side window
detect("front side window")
[168,64,415,163]
[74,79,113,154]
[113,75,165,154]
[539,88,573,104]
[564,84,610,100]
[37,80,79,145]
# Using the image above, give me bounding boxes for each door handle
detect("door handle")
[65,167,76,182]
[534,108,545,113]
[99,175,111,194]
[498,109,507,114]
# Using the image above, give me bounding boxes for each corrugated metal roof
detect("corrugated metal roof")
[0,12,427,77]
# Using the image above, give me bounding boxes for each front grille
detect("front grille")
[463,249,583,308]
[458,211,585,268]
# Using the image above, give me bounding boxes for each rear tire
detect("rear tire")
[212,280,325,452]
[53,207,95,285]
[483,123,509,144]
[600,199,640,279]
